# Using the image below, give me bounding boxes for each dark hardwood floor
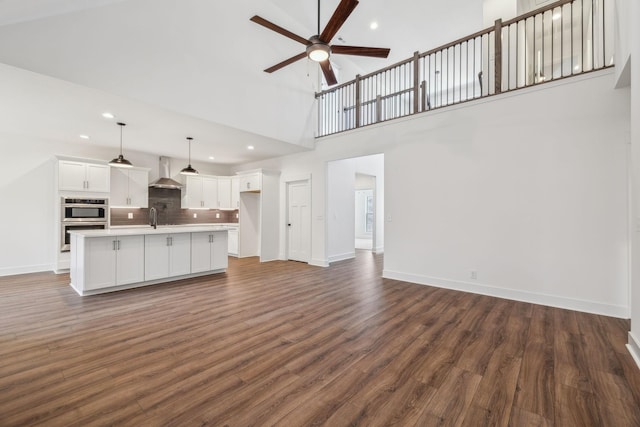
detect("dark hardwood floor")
[1,252,639,426]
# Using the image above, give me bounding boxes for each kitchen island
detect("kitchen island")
[69,225,229,296]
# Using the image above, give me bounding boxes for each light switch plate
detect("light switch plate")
[216,213,220,218]
[127,213,133,219]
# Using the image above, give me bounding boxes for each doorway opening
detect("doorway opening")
[355,174,375,250]
[327,153,384,264]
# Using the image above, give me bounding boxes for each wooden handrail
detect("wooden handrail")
[316,0,611,137]
[502,0,574,26]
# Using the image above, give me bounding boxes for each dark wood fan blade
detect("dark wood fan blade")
[319,60,338,86]
[331,45,390,58]
[250,15,309,46]
[319,0,359,43]
[264,52,307,73]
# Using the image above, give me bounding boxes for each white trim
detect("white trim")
[373,246,384,254]
[310,258,329,267]
[0,264,54,277]
[329,252,356,263]
[383,269,629,319]
[70,268,226,296]
[282,173,312,183]
[627,332,640,370]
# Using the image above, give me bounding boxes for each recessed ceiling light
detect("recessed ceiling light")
[79,134,90,140]
[247,145,255,150]
[208,156,215,160]
[102,112,115,119]
[370,21,378,30]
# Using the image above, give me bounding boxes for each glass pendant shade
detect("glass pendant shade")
[109,122,133,168]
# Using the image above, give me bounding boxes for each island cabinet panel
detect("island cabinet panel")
[116,236,146,285]
[83,235,144,290]
[144,233,191,280]
[83,236,116,290]
[191,231,228,273]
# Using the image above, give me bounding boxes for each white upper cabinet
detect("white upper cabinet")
[231,176,240,209]
[110,167,149,208]
[217,177,232,209]
[182,175,218,209]
[59,160,110,193]
[239,172,261,192]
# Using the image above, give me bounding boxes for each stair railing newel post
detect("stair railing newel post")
[355,74,362,129]
[494,18,503,94]
[413,51,420,114]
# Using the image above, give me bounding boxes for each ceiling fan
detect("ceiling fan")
[250,0,390,86]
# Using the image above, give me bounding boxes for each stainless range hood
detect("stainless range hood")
[149,156,183,189]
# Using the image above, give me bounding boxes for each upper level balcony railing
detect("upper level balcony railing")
[315,0,614,137]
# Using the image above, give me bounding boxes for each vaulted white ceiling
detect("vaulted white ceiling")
[0,0,483,165]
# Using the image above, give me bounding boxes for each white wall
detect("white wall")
[614,0,631,87]
[0,132,230,276]
[627,0,640,364]
[238,69,629,317]
[327,159,356,262]
[484,0,517,27]
[383,73,629,318]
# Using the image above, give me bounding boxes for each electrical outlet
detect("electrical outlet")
[127,213,133,219]
[193,213,197,218]
[216,213,220,218]
[470,270,477,280]
[236,213,239,218]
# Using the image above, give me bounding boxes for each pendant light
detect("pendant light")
[180,137,198,175]
[109,122,133,168]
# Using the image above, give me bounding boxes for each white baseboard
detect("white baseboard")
[0,264,53,277]
[627,332,640,369]
[373,246,384,254]
[382,269,629,319]
[328,252,356,264]
[310,258,329,267]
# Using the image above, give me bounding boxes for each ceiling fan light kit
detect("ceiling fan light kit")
[250,0,390,86]
[306,37,331,62]
[109,122,133,168]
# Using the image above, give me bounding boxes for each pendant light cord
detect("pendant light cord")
[317,0,320,35]
[187,137,193,165]
[117,122,126,155]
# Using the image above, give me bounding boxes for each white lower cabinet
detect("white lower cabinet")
[144,233,191,280]
[228,228,238,256]
[191,231,228,273]
[83,235,144,290]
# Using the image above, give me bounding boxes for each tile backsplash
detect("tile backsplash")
[110,187,238,226]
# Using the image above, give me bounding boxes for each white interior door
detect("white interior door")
[287,180,310,262]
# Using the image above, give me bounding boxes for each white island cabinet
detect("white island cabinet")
[69,226,229,296]
[144,233,191,280]
[191,231,228,273]
[75,235,145,291]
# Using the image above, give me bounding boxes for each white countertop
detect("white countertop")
[70,224,232,237]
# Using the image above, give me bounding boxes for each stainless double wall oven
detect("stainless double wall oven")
[60,197,108,251]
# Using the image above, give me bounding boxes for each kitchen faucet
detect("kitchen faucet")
[149,207,158,229]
